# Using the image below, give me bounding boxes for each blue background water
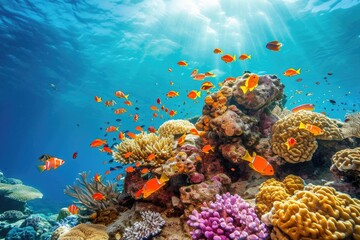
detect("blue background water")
[0,0,359,213]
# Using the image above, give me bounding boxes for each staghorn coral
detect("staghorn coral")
[262,185,360,240]
[123,211,166,240]
[58,223,109,240]
[255,175,304,217]
[187,193,269,240]
[64,172,121,216]
[270,110,345,163]
[113,132,174,166]
[158,119,196,137]
[331,147,360,173]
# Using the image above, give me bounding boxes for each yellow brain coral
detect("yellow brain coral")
[113,133,174,166]
[270,110,344,163]
[263,185,360,240]
[157,119,195,137]
[331,147,360,172]
[58,223,109,240]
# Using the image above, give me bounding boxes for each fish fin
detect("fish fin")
[296,68,301,74]
[125,94,129,100]
[135,189,143,199]
[233,54,236,61]
[240,85,248,94]
[54,166,58,170]
[159,172,169,183]
[248,55,251,59]
[242,150,252,162]
[248,84,258,92]
[37,165,46,173]
[196,91,201,98]
[285,142,290,150]
[299,122,306,129]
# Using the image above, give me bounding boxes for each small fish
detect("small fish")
[169,81,174,85]
[291,103,315,113]
[125,166,135,173]
[114,108,127,114]
[329,99,336,105]
[147,126,157,133]
[202,145,214,154]
[124,100,132,106]
[68,204,79,215]
[299,122,324,135]
[127,132,137,139]
[296,78,302,82]
[285,137,296,150]
[156,98,161,104]
[135,126,143,132]
[123,152,133,158]
[169,110,177,117]
[168,68,172,72]
[166,91,179,98]
[205,72,216,77]
[150,106,159,111]
[119,132,125,141]
[92,192,106,201]
[94,96,102,102]
[101,145,112,154]
[241,150,274,175]
[213,48,223,54]
[177,133,187,146]
[133,113,139,122]
[283,68,301,77]
[105,170,110,175]
[141,168,149,174]
[37,157,65,173]
[115,174,123,181]
[135,173,169,199]
[193,73,206,81]
[200,81,215,91]
[315,81,320,85]
[189,128,199,135]
[115,91,129,99]
[187,90,201,100]
[50,83,57,90]
[153,112,158,118]
[90,139,107,147]
[177,60,188,66]
[266,40,282,51]
[105,100,116,107]
[221,54,236,63]
[306,92,313,96]
[72,152,78,159]
[190,69,198,77]
[240,74,259,94]
[135,161,141,167]
[147,153,156,161]
[239,54,251,60]
[94,173,102,182]
[106,126,119,132]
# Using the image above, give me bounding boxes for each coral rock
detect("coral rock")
[58,223,109,240]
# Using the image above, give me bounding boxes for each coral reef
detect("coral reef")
[20,214,52,237]
[113,132,174,166]
[342,112,360,138]
[331,147,360,173]
[123,211,166,240]
[262,185,360,240]
[6,226,36,240]
[58,223,109,240]
[187,192,269,240]
[157,119,196,137]
[0,210,27,222]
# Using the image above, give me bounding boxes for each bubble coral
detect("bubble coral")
[262,185,360,240]
[187,192,269,240]
[270,110,345,163]
[157,119,196,137]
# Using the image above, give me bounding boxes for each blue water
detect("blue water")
[1,0,359,213]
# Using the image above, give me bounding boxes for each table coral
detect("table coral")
[58,223,109,240]
[187,192,269,240]
[270,110,345,163]
[158,119,196,137]
[262,185,360,240]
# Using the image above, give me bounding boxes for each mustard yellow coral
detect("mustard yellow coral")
[157,119,195,137]
[331,147,360,172]
[113,133,174,166]
[263,185,360,240]
[270,110,344,163]
[58,223,109,240]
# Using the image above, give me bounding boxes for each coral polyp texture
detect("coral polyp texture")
[262,185,360,240]
[187,192,269,240]
[58,223,109,240]
[157,119,196,137]
[331,147,360,173]
[113,132,174,166]
[270,110,345,163]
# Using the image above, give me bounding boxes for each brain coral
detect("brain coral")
[331,147,360,173]
[157,119,195,137]
[270,110,344,163]
[58,223,109,240]
[262,185,360,240]
[113,133,174,166]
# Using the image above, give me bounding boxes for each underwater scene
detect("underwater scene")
[0,0,360,239]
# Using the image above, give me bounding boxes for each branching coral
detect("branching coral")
[64,172,121,215]
[113,132,174,166]
[262,185,360,240]
[157,119,196,137]
[123,211,166,240]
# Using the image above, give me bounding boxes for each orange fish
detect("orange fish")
[200,81,215,91]
[37,157,65,173]
[115,91,129,99]
[285,137,296,150]
[68,204,79,215]
[119,131,125,141]
[90,139,107,147]
[94,173,102,182]
[94,96,102,102]
[189,128,199,135]
[101,145,112,154]
[105,100,116,107]
[125,166,135,173]
[240,74,259,94]
[141,168,149,174]
[239,54,251,60]
[221,54,236,63]
[105,170,110,175]
[123,152,133,158]
[169,110,177,117]
[92,192,106,201]
[266,40,282,51]
[242,150,274,176]
[135,126,143,132]
[165,108,169,113]
[133,113,139,122]
[150,106,159,111]
[166,91,179,98]
[187,90,201,100]
[127,132,137,139]
[291,104,315,113]
[299,122,324,135]
[202,145,214,154]
[124,100,132,106]
[193,73,206,81]
[283,68,301,77]
[153,112,158,118]
[114,108,127,114]
[190,69,198,77]
[213,48,223,54]
[135,173,169,199]
[135,161,141,167]
[106,126,119,132]
[177,133,187,146]
[147,153,156,161]
[115,174,123,181]
[177,60,188,66]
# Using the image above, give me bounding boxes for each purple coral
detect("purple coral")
[187,193,268,240]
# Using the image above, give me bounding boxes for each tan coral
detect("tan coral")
[263,185,360,240]
[331,147,360,172]
[342,112,360,138]
[0,183,43,202]
[270,110,344,163]
[113,133,174,166]
[58,223,109,240]
[157,119,195,137]
[282,174,305,195]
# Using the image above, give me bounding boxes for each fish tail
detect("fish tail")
[285,142,290,150]
[159,172,169,183]
[242,150,252,162]
[37,165,46,173]
[125,94,129,100]
[248,55,251,59]
[299,122,306,129]
[240,85,248,94]
[196,91,201,98]
[233,54,236,61]
[296,68,301,74]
